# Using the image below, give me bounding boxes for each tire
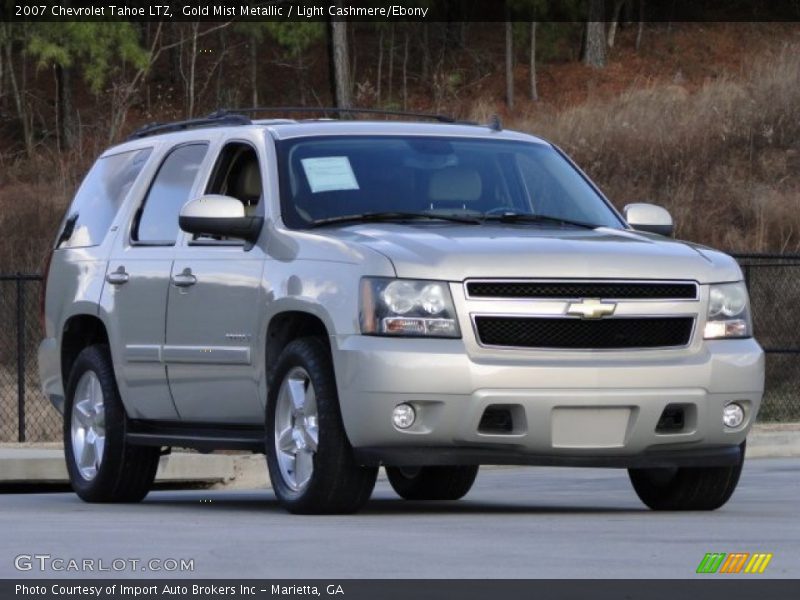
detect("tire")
[265,337,378,514]
[628,442,746,511]
[63,344,160,503]
[386,465,479,501]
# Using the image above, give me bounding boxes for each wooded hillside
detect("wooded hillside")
[1,17,799,271]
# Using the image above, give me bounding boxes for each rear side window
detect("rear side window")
[134,143,208,245]
[61,148,152,248]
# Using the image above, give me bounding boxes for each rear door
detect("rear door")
[102,142,210,420]
[165,139,268,423]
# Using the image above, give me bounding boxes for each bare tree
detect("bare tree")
[3,26,34,155]
[376,27,383,104]
[421,24,430,83]
[183,23,199,118]
[529,22,538,102]
[505,18,514,109]
[250,36,258,106]
[330,8,352,108]
[635,0,646,52]
[583,0,607,68]
[106,21,231,142]
[0,40,4,106]
[402,28,409,110]
[215,27,227,106]
[55,64,75,149]
[387,24,395,103]
[607,0,626,49]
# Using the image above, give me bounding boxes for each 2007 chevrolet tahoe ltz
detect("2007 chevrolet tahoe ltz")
[38,110,763,514]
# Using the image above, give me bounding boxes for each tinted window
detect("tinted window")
[278,136,622,230]
[135,143,208,244]
[514,150,618,226]
[186,143,264,245]
[63,148,152,248]
[206,143,262,214]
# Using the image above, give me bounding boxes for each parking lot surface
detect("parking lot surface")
[1,458,797,579]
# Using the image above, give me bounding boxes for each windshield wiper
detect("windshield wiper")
[309,211,481,227]
[482,212,598,230]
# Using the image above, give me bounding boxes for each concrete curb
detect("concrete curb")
[2,423,798,490]
[0,448,235,486]
[744,424,800,458]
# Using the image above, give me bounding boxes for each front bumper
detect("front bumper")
[332,336,764,467]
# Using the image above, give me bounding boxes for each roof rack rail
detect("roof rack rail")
[210,106,471,124]
[127,113,252,140]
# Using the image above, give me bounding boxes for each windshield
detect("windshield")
[277,135,624,229]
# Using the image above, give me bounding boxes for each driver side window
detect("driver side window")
[194,142,263,243]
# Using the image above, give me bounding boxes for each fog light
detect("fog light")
[723,403,745,428]
[392,403,416,429]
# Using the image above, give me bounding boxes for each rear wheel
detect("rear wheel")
[64,345,160,502]
[628,443,746,511]
[265,337,378,514]
[386,465,479,501]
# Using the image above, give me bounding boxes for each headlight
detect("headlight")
[704,282,751,339]
[360,278,461,338]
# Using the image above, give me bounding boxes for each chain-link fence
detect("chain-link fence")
[1,257,799,442]
[738,254,800,421]
[0,275,61,442]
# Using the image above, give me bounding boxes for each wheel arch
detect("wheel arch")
[61,314,110,387]
[265,310,332,386]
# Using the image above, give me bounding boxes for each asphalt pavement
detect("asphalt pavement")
[1,458,797,579]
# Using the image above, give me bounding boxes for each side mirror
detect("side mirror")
[179,195,263,243]
[623,203,674,237]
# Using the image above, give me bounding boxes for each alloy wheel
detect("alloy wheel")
[70,371,106,481]
[274,367,319,492]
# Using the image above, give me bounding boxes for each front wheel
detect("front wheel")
[64,345,160,502]
[265,337,378,514]
[386,465,479,501]
[628,442,746,511]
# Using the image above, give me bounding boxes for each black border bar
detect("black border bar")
[3,580,800,600]
[3,1,800,23]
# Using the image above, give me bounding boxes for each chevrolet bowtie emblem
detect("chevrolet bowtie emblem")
[566,298,617,319]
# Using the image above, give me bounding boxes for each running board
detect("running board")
[127,420,264,452]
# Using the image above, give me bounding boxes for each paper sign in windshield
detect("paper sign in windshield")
[301,156,360,193]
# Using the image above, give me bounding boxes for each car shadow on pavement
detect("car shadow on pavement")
[139,491,645,515]
[360,499,645,515]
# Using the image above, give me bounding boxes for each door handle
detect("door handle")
[106,267,129,285]
[172,268,197,288]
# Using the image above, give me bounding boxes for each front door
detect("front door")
[165,141,268,423]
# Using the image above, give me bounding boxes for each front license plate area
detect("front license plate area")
[551,407,632,448]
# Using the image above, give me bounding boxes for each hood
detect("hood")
[314,223,742,284]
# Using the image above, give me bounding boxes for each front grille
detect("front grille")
[474,316,694,349]
[466,280,697,300]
